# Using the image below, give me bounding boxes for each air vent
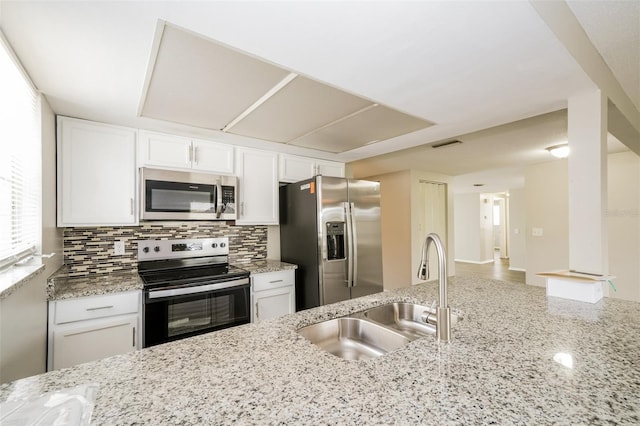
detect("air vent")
[431,140,462,149]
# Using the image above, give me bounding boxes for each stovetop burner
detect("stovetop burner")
[137,238,249,291]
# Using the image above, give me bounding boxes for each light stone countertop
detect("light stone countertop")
[46,260,296,301]
[47,267,144,301]
[2,276,639,424]
[234,259,297,274]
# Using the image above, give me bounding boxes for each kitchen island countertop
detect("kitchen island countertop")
[2,276,639,424]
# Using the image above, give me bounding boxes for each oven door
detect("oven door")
[143,280,250,347]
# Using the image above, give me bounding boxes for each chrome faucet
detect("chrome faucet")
[417,233,451,342]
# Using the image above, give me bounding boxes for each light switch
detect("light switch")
[532,227,543,237]
[514,228,520,235]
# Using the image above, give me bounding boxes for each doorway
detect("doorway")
[492,194,509,259]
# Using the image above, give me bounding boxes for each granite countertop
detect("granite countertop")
[46,260,296,301]
[47,267,144,301]
[2,276,638,424]
[234,259,297,274]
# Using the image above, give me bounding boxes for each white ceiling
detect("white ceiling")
[0,1,637,190]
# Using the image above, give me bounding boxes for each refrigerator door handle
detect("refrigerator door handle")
[344,202,354,287]
[350,202,358,287]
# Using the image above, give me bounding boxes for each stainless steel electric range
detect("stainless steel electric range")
[137,237,250,348]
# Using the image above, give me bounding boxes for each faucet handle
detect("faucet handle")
[420,310,436,325]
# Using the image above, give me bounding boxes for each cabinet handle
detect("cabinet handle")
[194,146,198,165]
[130,198,134,216]
[133,326,136,347]
[240,202,245,216]
[188,145,193,162]
[255,302,259,319]
[86,305,114,311]
[269,280,283,284]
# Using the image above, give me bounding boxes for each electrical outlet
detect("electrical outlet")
[114,240,125,255]
[532,227,543,237]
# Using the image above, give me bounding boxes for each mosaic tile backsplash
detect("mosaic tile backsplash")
[63,222,268,276]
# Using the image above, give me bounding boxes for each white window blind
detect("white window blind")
[0,35,41,268]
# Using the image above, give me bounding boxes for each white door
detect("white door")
[315,159,345,178]
[419,181,447,280]
[139,130,192,170]
[58,117,137,226]
[279,154,315,183]
[235,147,279,225]
[253,287,295,322]
[52,314,137,370]
[191,139,234,174]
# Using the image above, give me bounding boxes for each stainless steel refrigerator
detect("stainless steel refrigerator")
[279,176,383,311]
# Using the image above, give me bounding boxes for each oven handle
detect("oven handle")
[147,277,249,299]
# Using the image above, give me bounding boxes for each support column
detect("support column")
[567,90,608,275]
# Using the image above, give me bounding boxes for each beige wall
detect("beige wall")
[0,97,62,384]
[453,193,482,262]
[607,151,640,302]
[525,159,570,287]
[507,188,526,271]
[363,169,454,289]
[453,193,495,264]
[523,151,639,300]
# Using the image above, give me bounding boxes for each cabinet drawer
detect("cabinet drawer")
[252,270,295,292]
[54,291,140,324]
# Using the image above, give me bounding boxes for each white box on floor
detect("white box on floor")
[545,277,603,303]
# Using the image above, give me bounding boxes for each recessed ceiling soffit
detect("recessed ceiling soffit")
[139,22,435,153]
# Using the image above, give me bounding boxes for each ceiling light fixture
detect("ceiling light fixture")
[546,143,570,159]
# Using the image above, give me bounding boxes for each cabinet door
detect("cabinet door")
[316,159,345,178]
[192,139,234,174]
[57,117,137,226]
[235,147,279,225]
[51,314,138,370]
[139,130,192,170]
[279,154,315,183]
[253,286,295,322]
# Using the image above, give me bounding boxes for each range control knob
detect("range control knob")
[142,247,150,254]
[220,242,226,248]
[211,243,218,248]
[154,246,160,253]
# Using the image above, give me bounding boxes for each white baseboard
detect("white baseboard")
[509,267,526,272]
[455,259,494,265]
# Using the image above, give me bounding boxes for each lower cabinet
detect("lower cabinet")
[48,290,141,371]
[251,270,295,322]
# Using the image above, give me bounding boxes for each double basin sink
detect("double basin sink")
[297,302,458,360]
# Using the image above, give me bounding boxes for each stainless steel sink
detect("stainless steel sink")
[359,302,438,340]
[360,302,460,340]
[297,317,411,360]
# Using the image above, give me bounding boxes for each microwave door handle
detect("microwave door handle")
[216,179,223,218]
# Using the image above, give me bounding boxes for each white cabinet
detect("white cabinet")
[57,117,137,226]
[279,154,345,183]
[48,291,141,371]
[315,159,345,178]
[235,147,279,225]
[139,130,234,174]
[251,270,295,322]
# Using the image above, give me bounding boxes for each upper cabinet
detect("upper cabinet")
[139,130,234,175]
[235,147,278,225]
[278,154,344,183]
[57,117,137,227]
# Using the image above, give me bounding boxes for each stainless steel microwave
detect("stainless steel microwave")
[140,168,237,221]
